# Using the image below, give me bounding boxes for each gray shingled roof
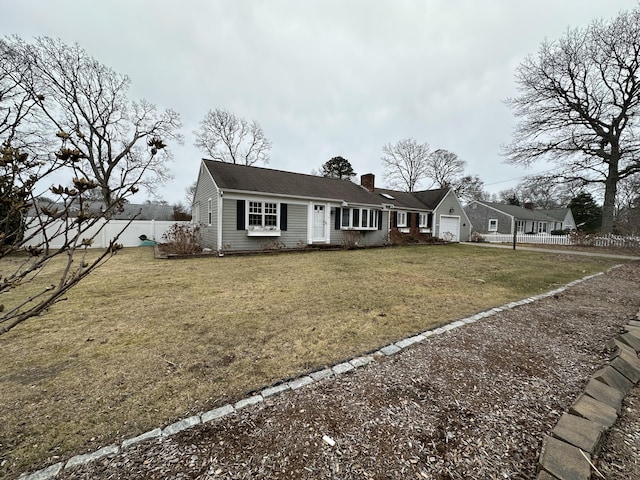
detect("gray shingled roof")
[478,202,553,221]
[203,160,458,212]
[412,189,450,210]
[28,201,175,220]
[374,188,433,210]
[541,208,571,222]
[203,159,383,205]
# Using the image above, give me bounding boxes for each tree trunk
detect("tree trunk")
[601,160,619,234]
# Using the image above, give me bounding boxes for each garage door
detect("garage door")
[439,215,460,242]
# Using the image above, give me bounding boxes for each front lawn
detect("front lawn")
[0,244,625,476]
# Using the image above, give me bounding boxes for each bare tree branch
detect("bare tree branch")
[503,7,640,232]
[381,138,430,192]
[194,109,271,166]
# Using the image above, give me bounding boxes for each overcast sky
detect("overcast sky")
[2,1,637,205]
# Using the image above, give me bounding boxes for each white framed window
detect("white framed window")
[516,220,525,233]
[419,213,428,228]
[340,207,379,230]
[207,198,213,225]
[488,219,498,231]
[341,207,350,228]
[248,201,278,228]
[397,211,407,227]
[538,222,548,233]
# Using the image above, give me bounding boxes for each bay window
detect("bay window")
[338,207,380,230]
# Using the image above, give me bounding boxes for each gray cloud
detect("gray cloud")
[3,0,636,204]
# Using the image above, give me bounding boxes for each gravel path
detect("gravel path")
[52,262,640,480]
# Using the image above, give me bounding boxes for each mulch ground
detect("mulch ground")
[36,261,640,480]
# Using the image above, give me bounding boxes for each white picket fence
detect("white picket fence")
[480,233,640,248]
[23,219,189,248]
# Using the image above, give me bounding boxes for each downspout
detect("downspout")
[217,190,223,254]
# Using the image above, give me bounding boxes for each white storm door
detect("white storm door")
[312,204,327,241]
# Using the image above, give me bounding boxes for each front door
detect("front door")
[313,204,326,241]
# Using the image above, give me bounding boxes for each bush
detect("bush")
[470,231,486,243]
[160,223,202,255]
[340,230,362,249]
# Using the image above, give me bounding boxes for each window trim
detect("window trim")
[488,218,498,232]
[340,207,380,230]
[397,211,407,228]
[207,198,213,225]
[246,200,282,236]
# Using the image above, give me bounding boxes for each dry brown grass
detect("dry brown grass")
[0,244,626,476]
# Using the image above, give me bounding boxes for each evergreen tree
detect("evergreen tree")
[569,192,602,233]
[321,156,356,180]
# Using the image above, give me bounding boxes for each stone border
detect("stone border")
[536,307,640,480]
[18,271,617,480]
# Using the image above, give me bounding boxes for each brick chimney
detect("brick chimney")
[523,202,535,210]
[361,173,375,192]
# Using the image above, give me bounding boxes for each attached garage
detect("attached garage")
[438,215,460,242]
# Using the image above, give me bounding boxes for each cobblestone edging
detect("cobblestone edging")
[18,271,615,480]
[536,306,640,480]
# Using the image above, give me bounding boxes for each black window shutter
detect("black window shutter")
[392,211,397,228]
[236,200,245,230]
[408,213,413,228]
[377,210,382,230]
[335,207,341,229]
[280,203,288,231]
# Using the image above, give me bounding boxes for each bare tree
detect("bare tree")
[426,149,465,188]
[424,149,484,202]
[454,175,485,204]
[185,180,197,206]
[194,109,271,166]
[5,36,183,206]
[499,188,522,205]
[503,7,640,233]
[512,175,579,208]
[615,173,640,233]
[381,138,430,192]
[0,36,180,335]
